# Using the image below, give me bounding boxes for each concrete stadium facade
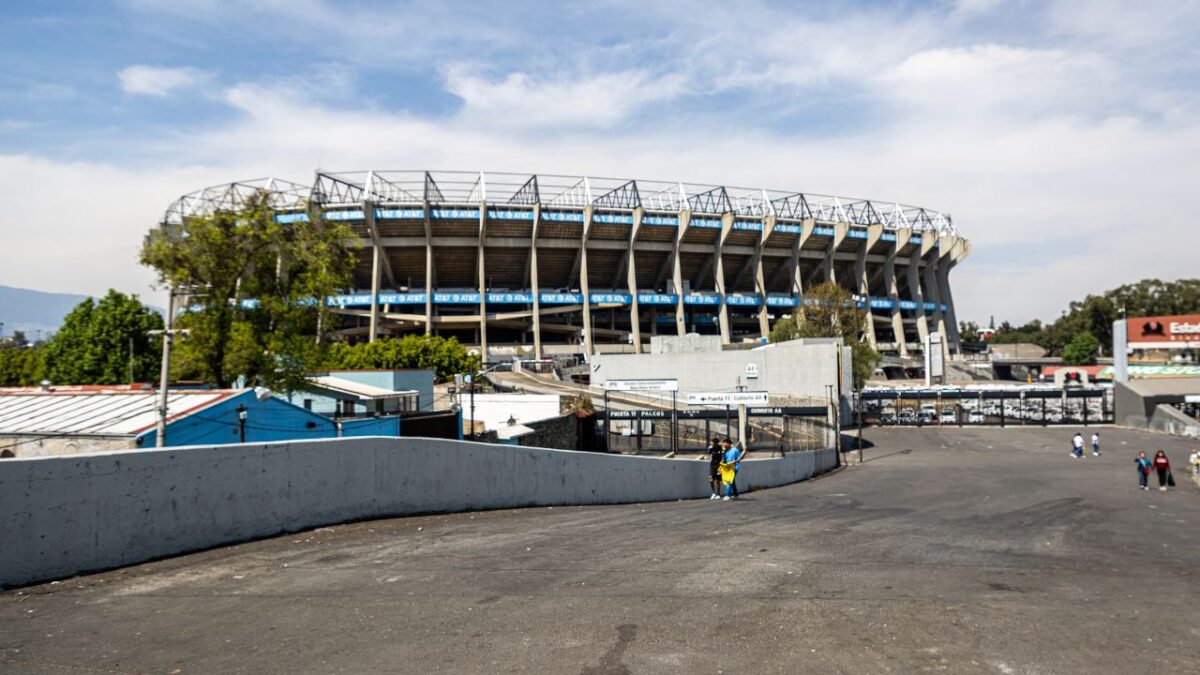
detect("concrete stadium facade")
[164,171,970,359]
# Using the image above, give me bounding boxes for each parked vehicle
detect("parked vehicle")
[968,411,985,423]
[940,411,957,424]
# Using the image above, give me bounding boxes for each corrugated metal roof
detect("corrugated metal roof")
[0,389,240,437]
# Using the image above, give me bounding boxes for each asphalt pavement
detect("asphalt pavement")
[2,426,1198,674]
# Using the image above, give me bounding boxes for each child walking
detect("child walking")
[1135,451,1152,490]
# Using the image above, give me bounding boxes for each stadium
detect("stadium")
[164,170,969,359]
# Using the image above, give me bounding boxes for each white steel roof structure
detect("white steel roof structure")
[163,170,964,238]
[307,376,418,401]
[0,389,239,437]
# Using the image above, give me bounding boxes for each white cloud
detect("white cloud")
[118,65,212,97]
[4,0,1198,326]
[445,68,690,130]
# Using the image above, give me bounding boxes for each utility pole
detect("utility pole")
[148,289,189,448]
[856,389,864,463]
[469,374,476,441]
[735,375,748,447]
[237,404,247,443]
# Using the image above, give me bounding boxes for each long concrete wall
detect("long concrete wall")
[0,438,837,588]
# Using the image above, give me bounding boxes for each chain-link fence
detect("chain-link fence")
[858,387,1112,427]
[598,406,832,455]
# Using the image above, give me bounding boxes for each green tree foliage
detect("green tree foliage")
[323,335,480,383]
[986,278,1200,357]
[767,281,880,389]
[1061,331,1101,366]
[958,321,981,343]
[141,193,355,390]
[0,344,46,386]
[39,290,163,385]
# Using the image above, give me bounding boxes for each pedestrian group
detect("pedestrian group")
[706,436,746,501]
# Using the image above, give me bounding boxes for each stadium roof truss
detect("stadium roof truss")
[164,170,963,237]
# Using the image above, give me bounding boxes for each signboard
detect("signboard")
[602,406,824,420]
[685,391,770,406]
[1127,314,1200,348]
[744,363,759,379]
[602,379,678,392]
[1185,394,1200,403]
[924,331,944,387]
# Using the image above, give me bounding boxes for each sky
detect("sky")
[0,0,1197,325]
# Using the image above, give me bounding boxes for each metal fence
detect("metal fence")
[597,405,831,455]
[858,388,1113,427]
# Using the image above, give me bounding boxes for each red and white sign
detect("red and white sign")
[1127,314,1200,348]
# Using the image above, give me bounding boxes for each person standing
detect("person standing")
[1189,448,1200,476]
[718,438,737,501]
[1071,432,1085,459]
[706,436,723,500]
[1135,451,1152,490]
[1091,432,1101,457]
[1152,450,1173,491]
[725,439,748,500]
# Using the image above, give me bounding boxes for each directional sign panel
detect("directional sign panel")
[602,379,679,392]
[685,391,770,406]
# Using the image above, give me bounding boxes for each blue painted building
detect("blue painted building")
[290,370,437,417]
[0,385,400,459]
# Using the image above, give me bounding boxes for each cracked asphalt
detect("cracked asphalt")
[2,426,1198,674]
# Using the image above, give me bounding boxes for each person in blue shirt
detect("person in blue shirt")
[720,439,747,500]
[1135,451,1152,490]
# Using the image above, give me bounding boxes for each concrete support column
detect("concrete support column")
[530,204,543,359]
[921,237,947,354]
[907,247,928,348]
[794,218,813,305]
[887,230,909,357]
[423,201,434,335]
[857,225,882,348]
[714,212,734,343]
[754,215,775,339]
[822,222,848,286]
[580,206,595,357]
[627,208,644,353]
[477,202,489,362]
[672,210,690,336]
[362,200,395,343]
[939,238,969,354]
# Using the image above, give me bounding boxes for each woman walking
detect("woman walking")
[1152,450,1174,491]
[1135,451,1152,490]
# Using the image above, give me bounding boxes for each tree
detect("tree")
[323,335,480,382]
[141,193,355,390]
[9,330,28,348]
[767,281,880,389]
[1061,331,1100,366]
[40,291,163,385]
[0,344,45,386]
[959,321,981,343]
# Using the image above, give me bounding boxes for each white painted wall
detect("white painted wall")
[0,438,836,588]
[592,338,844,403]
